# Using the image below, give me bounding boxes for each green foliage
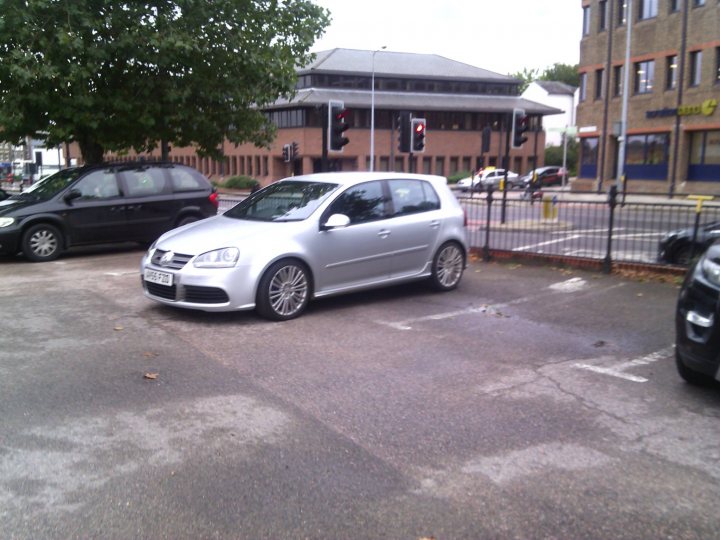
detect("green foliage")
[448,170,472,184]
[511,63,579,92]
[541,63,580,88]
[544,138,578,176]
[0,1,330,164]
[222,175,259,190]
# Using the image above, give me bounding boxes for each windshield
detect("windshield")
[14,168,84,200]
[224,180,339,222]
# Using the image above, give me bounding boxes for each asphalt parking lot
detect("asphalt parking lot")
[1,246,719,539]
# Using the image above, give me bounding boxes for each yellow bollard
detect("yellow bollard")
[688,195,713,214]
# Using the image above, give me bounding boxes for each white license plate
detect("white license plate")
[144,268,173,286]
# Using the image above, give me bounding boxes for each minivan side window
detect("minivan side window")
[170,167,205,192]
[388,179,440,216]
[328,181,388,225]
[75,170,120,199]
[123,168,169,197]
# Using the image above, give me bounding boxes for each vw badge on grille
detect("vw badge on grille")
[160,251,174,267]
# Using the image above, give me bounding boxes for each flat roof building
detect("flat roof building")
[576,0,720,195]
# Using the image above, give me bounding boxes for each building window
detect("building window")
[435,157,444,176]
[688,130,720,180]
[693,0,705,6]
[617,0,627,25]
[580,137,599,178]
[634,60,655,93]
[669,0,681,12]
[599,1,608,31]
[639,0,658,19]
[595,68,605,99]
[582,6,591,35]
[666,55,678,90]
[627,134,669,165]
[689,50,702,86]
[579,72,588,101]
[613,65,623,96]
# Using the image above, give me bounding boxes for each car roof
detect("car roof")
[283,171,449,188]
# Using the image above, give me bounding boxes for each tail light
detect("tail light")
[209,190,219,208]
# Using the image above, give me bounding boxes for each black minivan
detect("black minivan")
[0,162,218,262]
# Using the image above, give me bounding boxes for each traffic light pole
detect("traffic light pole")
[321,104,328,173]
[501,112,511,225]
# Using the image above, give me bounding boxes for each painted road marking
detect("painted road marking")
[377,281,624,330]
[574,347,674,383]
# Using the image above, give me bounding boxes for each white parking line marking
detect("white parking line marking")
[549,277,587,293]
[574,347,674,383]
[513,235,582,252]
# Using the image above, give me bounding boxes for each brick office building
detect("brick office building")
[576,0,720,195]
[102,48,561,185]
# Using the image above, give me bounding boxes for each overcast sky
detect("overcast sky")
[311,0,582,76]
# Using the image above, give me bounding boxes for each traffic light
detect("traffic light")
[291,141,299,161]
[328,100,350,152]
[411,118,426,153]
[512,108,529,148]
[397,111,411,153]
[282,143,291,162]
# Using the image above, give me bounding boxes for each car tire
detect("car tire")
[256,259,311,321]
[674,244,695,266]
[22,223,63,262]
[676,351,715,386]
[430,241,465,291]
[176,215,200,228]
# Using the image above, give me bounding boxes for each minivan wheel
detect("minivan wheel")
[256,259,311,321]
[22,223,63,262]
[430,241,465,291]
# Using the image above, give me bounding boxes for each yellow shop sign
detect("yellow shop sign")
[677,99,718,117]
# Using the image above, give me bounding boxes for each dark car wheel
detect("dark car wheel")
[676,351,715,386]
[256,259,311,321]
[22,223,63,262]
[430,241,465,291]
[673,244,696,266]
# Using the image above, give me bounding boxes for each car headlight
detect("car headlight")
[700,254,720,287]
[0,217,15,228]
[193,247,239,268]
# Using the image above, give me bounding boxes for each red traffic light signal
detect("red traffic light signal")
[512,108,529,148]
[411,118,426,153]
[328,100,350,152]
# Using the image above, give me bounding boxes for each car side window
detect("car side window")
[74,170,120,199]
[389,179,440,216]
[328,181,388,225]
[123,168,169,197]
[170,167,205,192]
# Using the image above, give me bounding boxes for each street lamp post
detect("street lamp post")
[370,46,386,172]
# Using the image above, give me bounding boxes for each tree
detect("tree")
[509,67,540,93]
[0,1,330,164]
[540,63,580,88]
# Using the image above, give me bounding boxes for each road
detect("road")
[1,246,719,539]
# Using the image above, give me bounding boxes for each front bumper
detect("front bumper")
[140,251,258,312]
[0,227,22,255]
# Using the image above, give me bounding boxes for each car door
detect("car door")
[386,179,442,278]
[61,169,125,244]
[312,180,394,292]
[118,167,178,241]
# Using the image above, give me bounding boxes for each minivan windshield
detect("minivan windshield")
[224,180,339,222]
[14,168,84,201]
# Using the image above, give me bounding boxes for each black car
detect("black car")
[658,220,720,265]
[519,166,567,188]
[0,187,8,201]
[0,162,218,262]
[676,240,720,386]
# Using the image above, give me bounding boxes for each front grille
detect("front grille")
[145,281,177,300]
[184,285,229,304]
[151,250,193,270]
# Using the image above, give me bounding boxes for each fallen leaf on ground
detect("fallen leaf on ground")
[144,372,159,380]
[114,325,124,331]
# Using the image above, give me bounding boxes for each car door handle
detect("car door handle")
[377,229,391,239]
[430,220,441,229]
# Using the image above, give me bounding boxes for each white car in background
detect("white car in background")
[456,168,520,191]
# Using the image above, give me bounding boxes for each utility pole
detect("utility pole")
[616,0,633,190]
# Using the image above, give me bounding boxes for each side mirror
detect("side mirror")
[64,189,82,204]
[321,213,350,231]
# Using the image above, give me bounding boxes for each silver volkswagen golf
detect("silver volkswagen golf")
[141,172,467,320]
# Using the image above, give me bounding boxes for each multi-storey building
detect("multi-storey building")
[576,0,720,194]
[100,49,561,184]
